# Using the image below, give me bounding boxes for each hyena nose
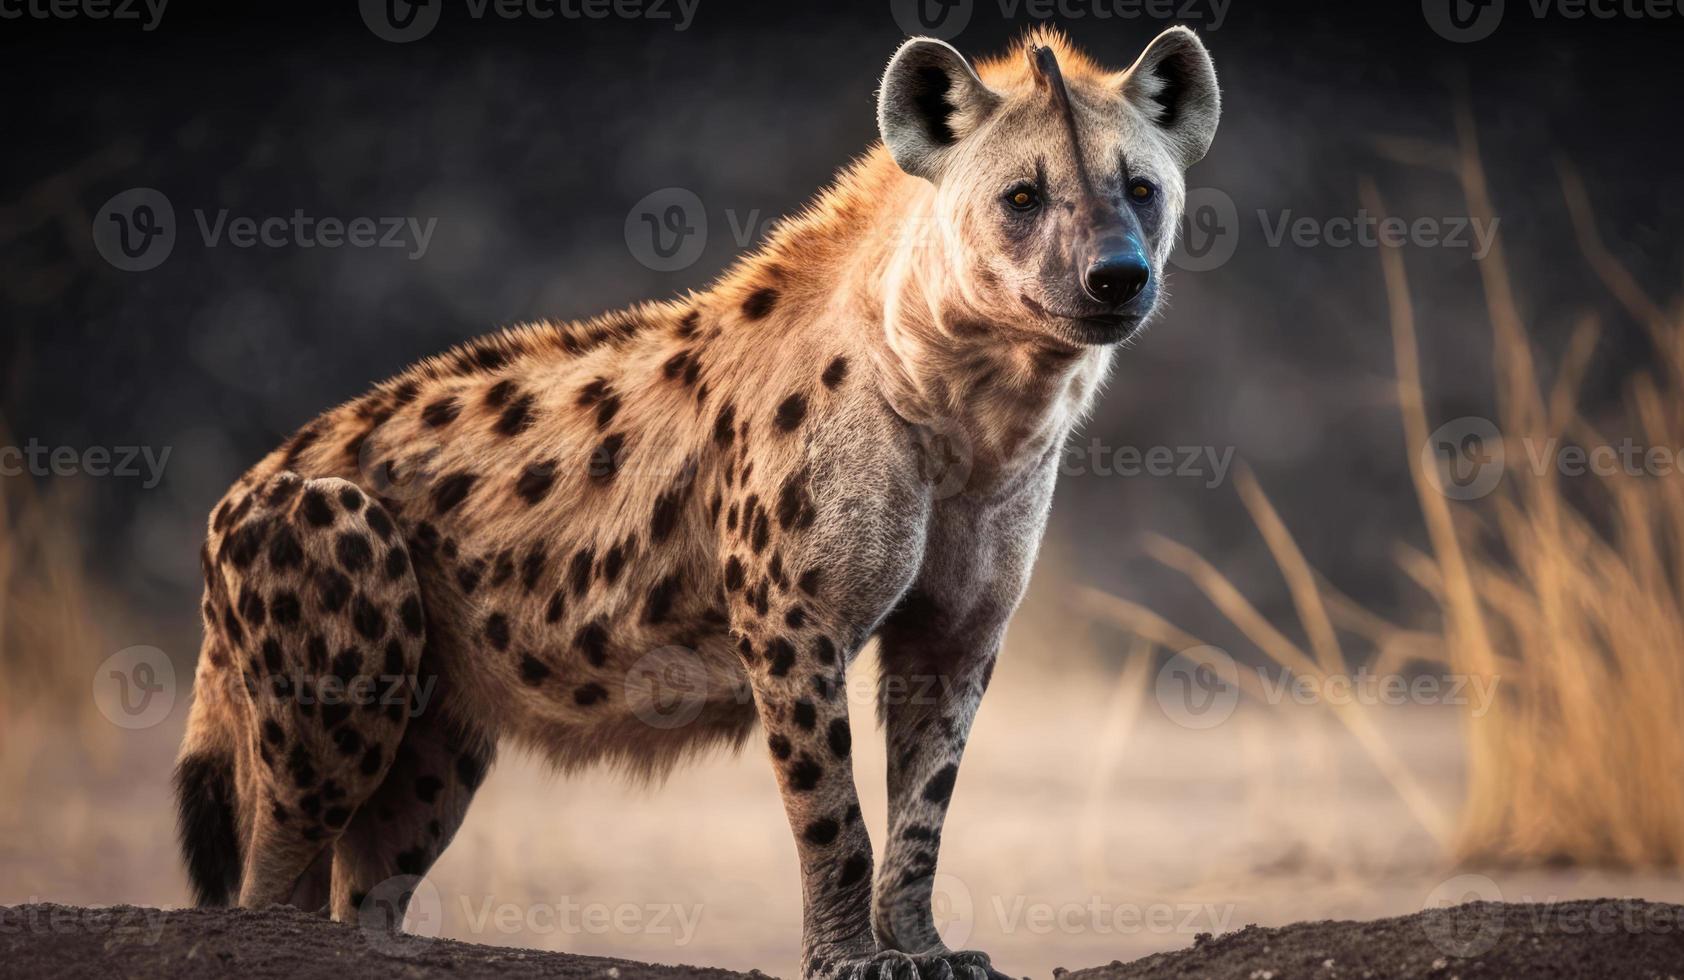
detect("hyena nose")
[1083,250,1151,307]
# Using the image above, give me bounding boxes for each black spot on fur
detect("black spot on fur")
[663,349,690,380]
[768,734,792,760]
[515,461,556,505]
[315,569,351,614]
[339,487,364,512]
[457,561,484,595]
[588,434,625,483]
[360,746,383,777]
[396,848,428,876]
[300,489,335,527]
[287,745,317,789]
[821,356,848,388]
[518,653,550,685]
[713,403,736,448]
[576,377,611,406]
[813,636,837,665]
[838,852,870,888]
[828,718,852,758]
[774,393,807,432]
[352,595,386,641]
[742,287,778,320]
[484,379,517,408]
[336,531,374,573]
[644,574,680,624]
[268,527,304,571]
[574,620,609,667]
[803,818,840,845]
[422,397,460,428]
[573,683,608,706]
[724,556,745,591]
[521,546,547,593]
[766,637,797,677]
[333,726,363,756]
[261,719,285,746]
[415,775,443,804]
[432,472,476,515]
[496,392,537,436]
[569,547,595,597]
[545,589,566,624]
[384,546,410,581]
[270,590,301,628]
[484,613,511,652]
[399,594,424,636]
[238,586,266,629]
[600,543,625,584]
[793,700,817,730]
[788,757,822,792]
[488,549,515,588]
[922,763,959,806]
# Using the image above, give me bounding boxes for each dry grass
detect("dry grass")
[1084,109,1684,869]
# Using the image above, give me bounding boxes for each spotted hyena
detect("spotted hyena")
[173,27,1218,979]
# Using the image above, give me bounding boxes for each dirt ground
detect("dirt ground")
[5,899,1682,980]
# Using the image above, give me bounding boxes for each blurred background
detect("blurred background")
[4,0,1684,974]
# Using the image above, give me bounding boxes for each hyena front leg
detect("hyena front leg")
[872,605,1006,980]
[729,600,877,980]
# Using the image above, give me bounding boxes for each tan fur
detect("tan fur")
[174,27,1219,980]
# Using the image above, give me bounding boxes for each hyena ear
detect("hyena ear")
[1119,27,1221,169]
[877,37,1001,181]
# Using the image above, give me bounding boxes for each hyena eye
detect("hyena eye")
[1128,178,1156,204]
[1004,184,1041,212]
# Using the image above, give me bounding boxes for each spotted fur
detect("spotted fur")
[174,26,1218,980]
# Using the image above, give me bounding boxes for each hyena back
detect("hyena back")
[175,27,1219,980]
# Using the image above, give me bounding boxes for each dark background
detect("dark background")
[4,0,1682,665]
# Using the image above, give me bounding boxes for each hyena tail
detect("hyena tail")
[173,748,242,907]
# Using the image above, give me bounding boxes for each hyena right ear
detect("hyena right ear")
[877,38,1001,181]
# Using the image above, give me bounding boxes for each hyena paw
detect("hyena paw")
[822,948,1013,980]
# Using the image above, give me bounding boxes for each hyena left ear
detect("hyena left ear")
[878,38,1002,181]
[1119,27,1221,169]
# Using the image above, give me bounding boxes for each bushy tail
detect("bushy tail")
[173,751,241,906]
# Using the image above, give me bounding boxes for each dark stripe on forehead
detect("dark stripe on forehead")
[1028,45,1099,204]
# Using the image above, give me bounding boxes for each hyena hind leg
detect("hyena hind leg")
[204,470,427,908]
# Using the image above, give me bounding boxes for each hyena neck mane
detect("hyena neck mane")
[713,145,1112,484]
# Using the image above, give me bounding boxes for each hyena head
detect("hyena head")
[877,27,1220,347]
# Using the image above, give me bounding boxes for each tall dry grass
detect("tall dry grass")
[1083,109,1684,869]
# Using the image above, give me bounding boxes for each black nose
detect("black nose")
[1083,252,1151,306]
